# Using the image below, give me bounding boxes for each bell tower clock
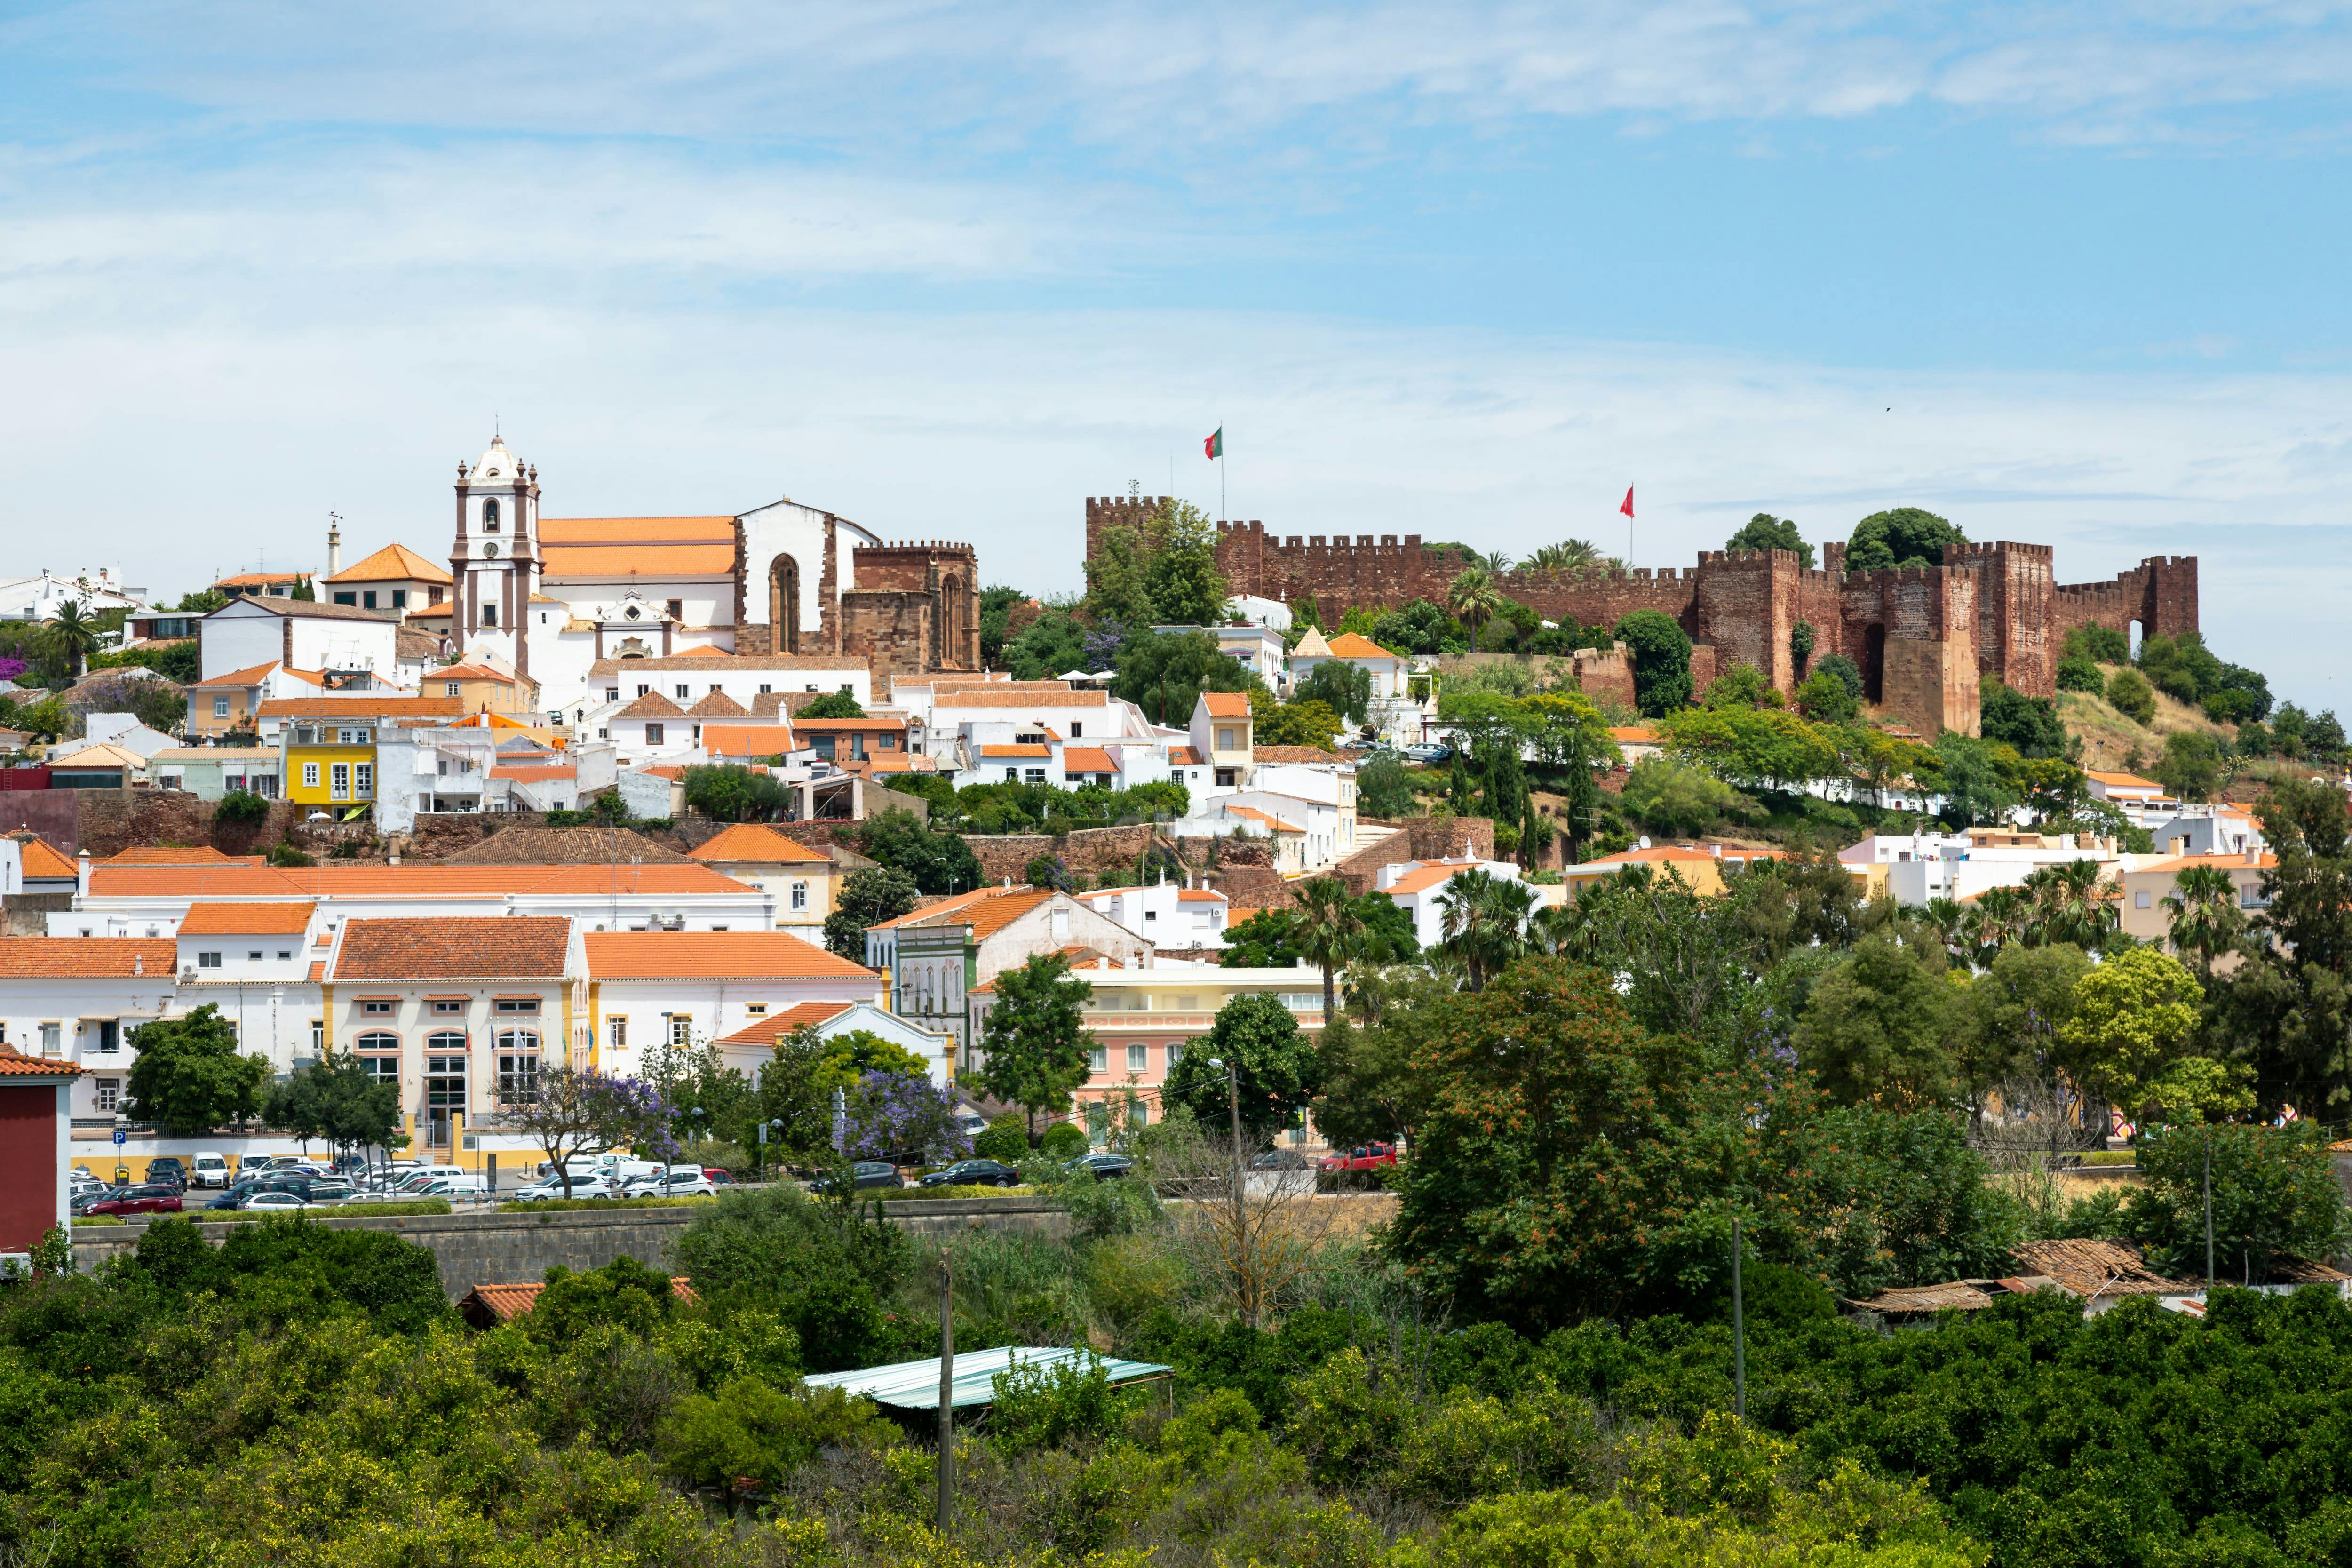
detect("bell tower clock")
[448,433,541,678]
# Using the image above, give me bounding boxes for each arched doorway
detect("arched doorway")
[768,555,802,654]
[937,573,970,668]
[1862,624,1887,704]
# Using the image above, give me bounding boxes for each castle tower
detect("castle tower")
[448,434,541,678]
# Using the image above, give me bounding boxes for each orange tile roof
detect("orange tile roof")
[715,1000,856,1045]
[330,917,572,981]
[6,836,76,880]
[213,571,304,588]
[797,717,908,732]
[1168,746,1203,766]
[436,663,518,683]
[101,845,238,866]
[1608,726,1659,743]
[670,645,734,659]
[460,1277,694,1325]
[176,901,316,936]
[700,725,798,756]
[1200,692,1250,717]
[493,765,575,781]
[870,886,1052,941]
[691,824,832,865]
[0,1048,86,1079]
[589,653,863,675]
[1572,845,1790,871]
[539,516,736,543]
[979,744,1052,758]
[1322,632,1401,660]
[261,696,465,719]
[1062,747,1116,772]
[855,754,936,774]
[88,863,753,900]
[0,939,177,979]
[327,542,452,585]
[2133,853,2278,875]
[191,661,282,689]
[583,930,880,981]
[1382,862,1478,896]
[2087,770,2161,789]
[1176,889,1227,902]
[615,691,684,719]
[542,546,735,578]
[1226,805,1304,834]
[686,690,748,717]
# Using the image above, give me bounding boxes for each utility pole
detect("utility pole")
[1731,1216,1746,1420]
[936,1253,954,1536]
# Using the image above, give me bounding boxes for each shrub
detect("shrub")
[659,1378,894,1495]
[2066,623,2130,663]
[2056,654,2106,693]
[268,843,314,867]
[214,790,270,826]
[1039,1121,1091,1158]
[795,690,865,719]
[1812,653,1864,702]
[974,1115,1029,1162]
[988,1351,1134,1455]
[2107,667,2157,725]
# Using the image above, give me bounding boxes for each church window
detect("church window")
[483,499,501,530]
[483,604,497,626]
[666,599,683,621]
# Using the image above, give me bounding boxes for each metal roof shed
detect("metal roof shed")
[803,1346,1172,1410]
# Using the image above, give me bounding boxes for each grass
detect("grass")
[875,1184,1045,1201]
[2078,1150,2140,1167]
[324,1199,453,1217]
[2058,665,2239,775]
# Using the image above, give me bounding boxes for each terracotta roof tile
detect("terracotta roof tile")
[1168,747,1203,766]
[686,690,749,718]
[0,939,177,979]
[1062,747,1116,772]
[715,1000,856,1045]
[868,886,1053,941]
[88,863,749,900]
[101,845,238,866]
[1200,692,1250,717]
[1225,805,1305,834]
[224,598,403,624]
[191,661,283,689]
[1322,632,1402,660]
[690,824,833,865]
[979,744,1052,758]
[213,571,304,588]
[615,691,685,720]
[588,653,864,675]
[2087,770,2162,789]
[538,516,736,542]
[584,930,880,981]
[795,718,906,732]
[493,765,576,782]
[260,696,464,719]
[176,901,317,936]
[5,836,76,880]
[330,917,572,981]
[0,1048,86,1078]
[543,545,735,577]
[460,1276,695,1326]
[326,543,452,585]
[700,725,798,757]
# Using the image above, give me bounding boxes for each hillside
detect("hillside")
[2057,661,2234,774]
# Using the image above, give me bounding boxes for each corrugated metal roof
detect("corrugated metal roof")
[803,1345,1172,1409]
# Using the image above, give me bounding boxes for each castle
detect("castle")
[1084,497,2198,737]
[436,435,981,704]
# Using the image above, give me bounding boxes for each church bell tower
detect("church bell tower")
[449,434,540,678]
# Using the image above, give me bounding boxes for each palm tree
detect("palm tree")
[1292,876,1365,1020]
[2163,862,2246,981]
[1446,568,1506,654]
[1436,869,1535,990]
[1528,900,1585,958]
[1473,549,1514,573]
[1528,539,1605,573]
[44,599,97,682]
[1921,897,1970,967]
[1963,884,2029,967]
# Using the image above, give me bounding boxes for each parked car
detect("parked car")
[77,1184,183,1217]
[1318,1142,1398,1175]
[303,1179,355,1202]
[1066,1153,1134,1182]
[512,1173,619,1202]
[1402,742,1452,764]
[143,1157,188,1192]
[808,1162,904,1194]
[189,1152,231,1189]
[1249,1150,1314,1171]
[206,1175,315,1210]
[622,1169,718,1199]
[239,1191,312,1211]
[920,1159,1022,1189]
[703,1168,737,1186]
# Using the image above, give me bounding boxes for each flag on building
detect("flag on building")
[1205,428,1223,460]
[1620,486,1635,518]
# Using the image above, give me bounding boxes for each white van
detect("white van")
[191,1152,230,1189]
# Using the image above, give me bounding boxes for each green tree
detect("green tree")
[1162,993,1322,1145]
[1979,678,2066,759]
[1112,629,1253,728]
[1253,692,1342,750]
[1612,610,1694,716]
[2154,730,2223,801]
[681,764,787,822]
[974,954,1096,1142]
[1292,877,1364,1021]
[1724,513,1815,568]
[1435,868,1534,990]
[1790,618,1817,671]
[1794,669,1857,723]
[1792,930,1955,1109]
[262,1055,401,1157]
[1356,754,1415,818]
[1003,601,1093,681]
[1700,662,1778,711]
[977,584,1027,665]
[796,690,864,719]
[1221,907,1304,967]
[821,864,920,959]
[1621,757,1754,838]
[2219,779,2352,1117]
[125,1005,271,1135]
[1845,507,1964,571]
[854,808,981,895]
[2056,654,2106,693]
[1144,498,1231,626]
[2059,946,2242,1125]
[42,600,99,681]
[1955,941,2089,1131]
[1293,660,1372,724]
[1445,568,1508,654]
[2163,862,2247,984]
[1930,732,2018,827]
[2065,622,2130,662]
[2127,1121,2348,1280]
[2106,666,2157,725]
[1662,705,1840,795]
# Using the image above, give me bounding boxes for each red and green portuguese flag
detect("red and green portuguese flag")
[1204,427,1223,460]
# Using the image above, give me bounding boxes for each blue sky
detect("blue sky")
[5,1,2351,704]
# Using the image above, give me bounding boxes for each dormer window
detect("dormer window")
[483,499,501,531]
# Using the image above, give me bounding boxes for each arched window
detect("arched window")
[483,498,501,531]
[354,1031,400,1086]
[497,1029,540,1103]
[427,1029,467,1054]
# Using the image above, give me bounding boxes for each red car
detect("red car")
[76,1184,183,1217]
[1319,1143,1398,1175]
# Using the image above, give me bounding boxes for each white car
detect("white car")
[513,1176,618,1202]
[620,1170,718,1199]
[240,1191,312,1210]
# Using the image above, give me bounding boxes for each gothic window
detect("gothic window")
[483,499,501,531]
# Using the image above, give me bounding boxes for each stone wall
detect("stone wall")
[72,1198,1071,1297]
[0,790,79,852]
[963,823,1159,883]
[1569,644,1637,711]
[1328,815,1495,896]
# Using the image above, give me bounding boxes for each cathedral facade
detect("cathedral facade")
[439,437,980,714]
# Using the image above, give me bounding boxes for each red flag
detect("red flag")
[1620,486,1635,518]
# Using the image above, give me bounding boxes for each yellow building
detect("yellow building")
[424,661,543,717]
[2118,850,2274,955]
[687,822,841,939]
[1560,843,1796,900]
[262,696,466,812]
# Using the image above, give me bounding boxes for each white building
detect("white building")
[1372,856,1529,951]
[1076,878,1230,953]
[580,930,887,1077]
[713,999,954,1087]
[0,568,150,627]
[1289,629,1420,747]
[0,938,178,1121]
[199,597,405,685]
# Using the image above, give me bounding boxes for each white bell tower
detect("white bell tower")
[449,434,541,678]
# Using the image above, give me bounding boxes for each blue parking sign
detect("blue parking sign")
[112,1129,126,1146]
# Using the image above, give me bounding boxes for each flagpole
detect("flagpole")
[1220,419,1227,524]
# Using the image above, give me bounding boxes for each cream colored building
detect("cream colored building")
[687,823,841,938]
[2118,849,2274,953]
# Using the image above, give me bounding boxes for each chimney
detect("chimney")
[2245,845,2260,866]
[1711,843,1723,859]
[2171,836,2189,857]
[77,849,90,899]
[133,953,143,977]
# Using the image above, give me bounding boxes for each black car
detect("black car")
[207,1174,316,1210]
[1249,1150,1313,1170]
[1067,1152,1134,1182]
[144,1157,188,1192]
[807,1161,903,1194]
[919,1159,1021,1189]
